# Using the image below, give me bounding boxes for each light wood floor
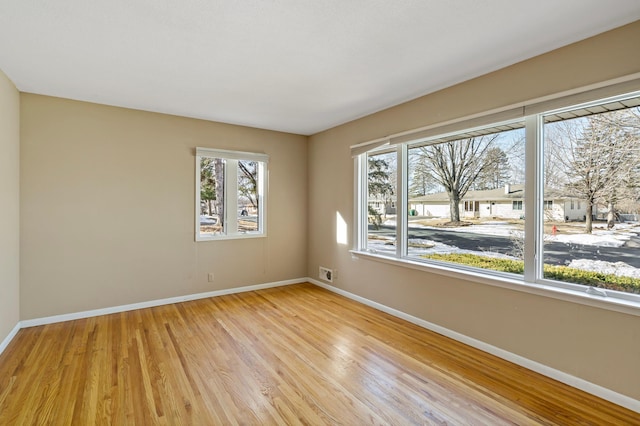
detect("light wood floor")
[0,283,637,425]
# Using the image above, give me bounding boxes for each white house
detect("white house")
[409,184,588,221]
[368,195,397,215]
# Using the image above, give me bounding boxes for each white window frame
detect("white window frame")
[353,83,640,316]
[195,148,268,241]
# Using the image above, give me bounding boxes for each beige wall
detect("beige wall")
[20,95,307,319]
[308,21,640,401]
[0,69,20,344]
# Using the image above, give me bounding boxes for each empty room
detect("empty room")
[1,1,640,424]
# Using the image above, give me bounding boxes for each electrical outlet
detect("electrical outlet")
[208,273,215,282]
[319,267,333,283]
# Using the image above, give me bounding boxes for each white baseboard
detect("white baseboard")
[309,278,640,414]
[0,322,21,356]
[20,278,306,328]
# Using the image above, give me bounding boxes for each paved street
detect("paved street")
[369,225,640,268]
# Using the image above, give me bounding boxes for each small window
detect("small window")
[196,148,268,240]
[512,200,523,211]
[543,200,553,210]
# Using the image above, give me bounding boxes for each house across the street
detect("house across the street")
[408,184,589,221]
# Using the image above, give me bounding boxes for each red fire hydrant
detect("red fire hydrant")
[552,225,557,236]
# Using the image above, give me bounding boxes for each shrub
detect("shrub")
[422,253,640,294]
[424,253,524,274]
[368,205,382,230]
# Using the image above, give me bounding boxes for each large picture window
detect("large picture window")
[355,89,640,307]
[542,99,640,294]
[196,148,267,241]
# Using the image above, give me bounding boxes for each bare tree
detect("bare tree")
[504,132,527,184]
[238,160,258,209]
[548,109,640,233]
[418,135,499,223]
[593,109,640,226]
[542,125,570,190]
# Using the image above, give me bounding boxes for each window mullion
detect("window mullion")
[356,155,368,250]
[226,159,239,235]
[524,114,542,283]
[195,157,203,239]
[398,144,408,258]
[257,161,266,233]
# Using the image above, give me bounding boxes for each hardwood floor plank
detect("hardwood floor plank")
[244,297,408,424]
[259,288,522,425]
[0,283,638,425]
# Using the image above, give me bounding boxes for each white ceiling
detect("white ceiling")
[1,1,639,135]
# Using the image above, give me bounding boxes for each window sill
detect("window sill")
[350,249,640,317]
[196,232,266,242]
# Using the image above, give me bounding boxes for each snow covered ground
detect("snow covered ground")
[405,220,515,237]
[567,259,640,279]
[549,223,638,248]
[200,214,218,225]
[369,220,640,279]
[368,237,516,259]
[400,219,639,248]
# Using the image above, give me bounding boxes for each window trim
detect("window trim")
[195,147,268,241]
[349,249,640,317]
[353,81,640,315]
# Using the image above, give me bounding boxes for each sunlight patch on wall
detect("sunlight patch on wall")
[336,211,348,245]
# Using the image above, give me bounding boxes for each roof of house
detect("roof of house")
[409,184,575,203]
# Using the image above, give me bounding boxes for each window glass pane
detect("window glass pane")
[543,100,640,294]
[406,126,526,275]
[238,160,259,232]
[199,157,225,236]
[366,150,397,254]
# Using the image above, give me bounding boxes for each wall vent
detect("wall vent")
[319,267,333,283]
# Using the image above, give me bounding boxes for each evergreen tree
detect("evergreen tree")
[474,147,511,190]
[200,158,216,215]
[408,150,436,197]
[368,157,394,201]
[368,156,394,228]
